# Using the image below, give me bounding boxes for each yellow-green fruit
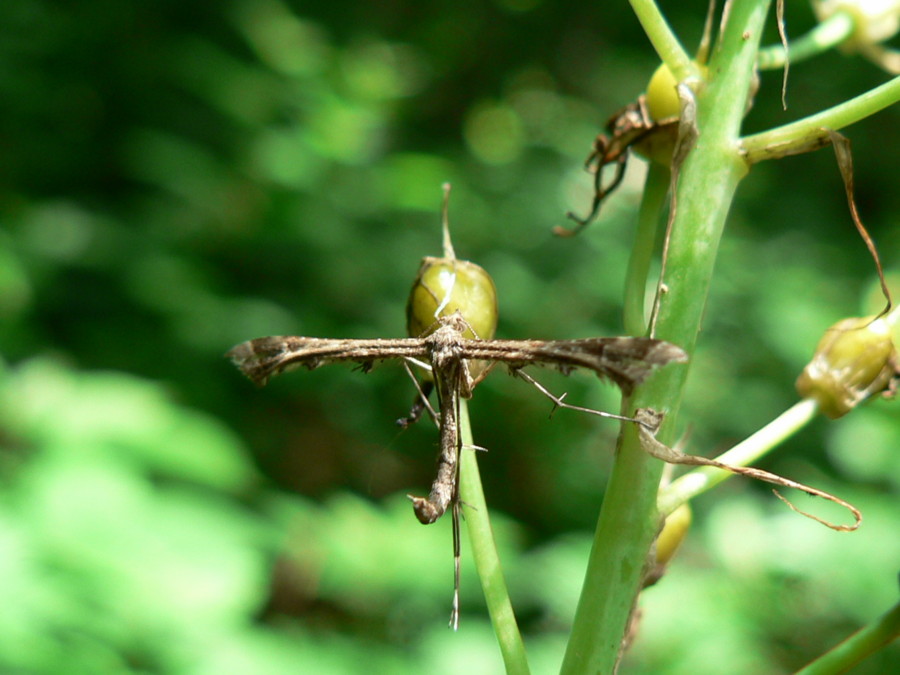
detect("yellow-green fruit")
[655,503,692,568]
[796,315,898,419]
[632,63,685,166]
[407,257,498,339]
[645,62,681,122]
[645,61,709,122]
[406,255,498,381]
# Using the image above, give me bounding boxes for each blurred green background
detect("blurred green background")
[1,0,897,673]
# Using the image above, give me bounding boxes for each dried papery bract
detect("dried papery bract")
[741,129,893,329]
[796,314,899,418]
[776,0,790,108]
[633,408,862,531]
[648,82,700,337]
[828,130,893,317]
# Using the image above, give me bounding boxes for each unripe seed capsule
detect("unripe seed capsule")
[645,63,682,123]
[406,185,499,382]
[796,315,899,418]
[406,257,498,342]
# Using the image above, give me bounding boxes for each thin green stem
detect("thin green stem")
[629,0,694,80]
[757,10,855,69]
[657,398,819,516]
[561,1,771,672]
[794,600,900,675]
[458,400,530,674]
[742,75,900,162]
[623,162,670,337]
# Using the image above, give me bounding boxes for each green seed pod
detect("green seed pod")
[796,315,899,419]
[406,185,499,383]
[406,257,498,341]
[645,62,682,123]
[645,61,711,123]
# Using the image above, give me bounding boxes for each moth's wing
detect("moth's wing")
[226,336,427,386]
[460,337,687,395]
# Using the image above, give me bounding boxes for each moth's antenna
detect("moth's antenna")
[441,182,456,261]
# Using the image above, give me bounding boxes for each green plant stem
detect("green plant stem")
[629,0,693,79]
[458,400,530,674]
[657,398,819,516]
[623,162,670,336]
[742,75,900,162]
[757,10,855,69]
[560,1,771,672]
[794,600,900,675]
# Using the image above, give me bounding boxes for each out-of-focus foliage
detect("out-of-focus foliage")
[0,0,897,672]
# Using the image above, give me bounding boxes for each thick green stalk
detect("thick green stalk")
[458,400,530,674]
[560,1,771,672]
[623,161,670,336]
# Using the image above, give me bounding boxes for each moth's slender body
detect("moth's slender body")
[404,328,465,524]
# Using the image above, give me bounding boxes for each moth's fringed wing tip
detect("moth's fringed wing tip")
[225,342,247,362]
[225,340,272,387]
[655,340,689,366]
[616,339,688,395]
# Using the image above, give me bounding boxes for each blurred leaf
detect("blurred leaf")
[2,359,258,490]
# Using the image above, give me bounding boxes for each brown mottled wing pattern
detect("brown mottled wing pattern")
[226,336,429,386]
[228,328,687,395]
[455,337,687,395]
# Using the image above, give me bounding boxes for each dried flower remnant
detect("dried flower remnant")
[556,96,677,236]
